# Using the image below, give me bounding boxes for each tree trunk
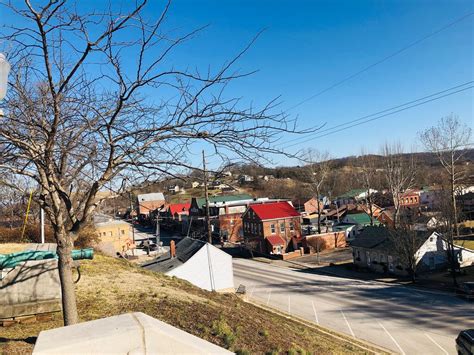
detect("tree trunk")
[450,170,459,237]
[316,194,321,234]
[55,227,79,325]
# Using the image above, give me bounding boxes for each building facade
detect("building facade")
[242,201,302,255]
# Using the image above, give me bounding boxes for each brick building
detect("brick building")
[242,201,302,255]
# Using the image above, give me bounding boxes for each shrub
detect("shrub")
[74,226,101,249]
[212,317,236,349]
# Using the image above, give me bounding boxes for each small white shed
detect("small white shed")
[143,238,234,292]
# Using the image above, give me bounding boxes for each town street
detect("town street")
[233,258,474,355]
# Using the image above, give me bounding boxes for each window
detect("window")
[121,229,125,235]
[230,219,234,226]
[280,222,285,233]
[270,224,276,234]
[258,224,262,235]
[290,222,294,231]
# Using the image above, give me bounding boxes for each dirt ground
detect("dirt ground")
[0,243,384,355]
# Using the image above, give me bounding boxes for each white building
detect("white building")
[143,238,234,292]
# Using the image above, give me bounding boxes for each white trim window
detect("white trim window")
[270,223,276,234]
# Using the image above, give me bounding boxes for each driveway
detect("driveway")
[233,258,474,354]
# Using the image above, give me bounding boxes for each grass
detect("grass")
[455,239,474,250]
[0,243,385,355]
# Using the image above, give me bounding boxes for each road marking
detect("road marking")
[340,310,355,338]
[378,321,406,355]
[266,290,272,306]
[311,301,319,325]
[424,333,448,355]
[288,296,291,315]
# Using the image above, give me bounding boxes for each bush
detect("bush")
[0,224,54,244]
[212,317,236,349]
[74,226,101,249]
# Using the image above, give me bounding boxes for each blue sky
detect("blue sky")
[154,0,473,164]
[3,0,473,168]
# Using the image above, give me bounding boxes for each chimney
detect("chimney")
[170,240,176,258]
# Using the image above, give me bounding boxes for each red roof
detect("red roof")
[250,201,300,220]
[266,235,286,246]
[169,203,191,215]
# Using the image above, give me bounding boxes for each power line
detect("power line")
[284,83,473,149]
[286,12,474,111]
[280,81,473,146]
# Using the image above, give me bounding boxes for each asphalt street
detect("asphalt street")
[233,258,474,355]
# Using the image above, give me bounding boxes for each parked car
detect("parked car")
[456,282,474,301]
[456,329,474,355]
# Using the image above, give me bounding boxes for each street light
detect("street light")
[0,53,10,100]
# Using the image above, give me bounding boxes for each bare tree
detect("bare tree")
[0,1,311,325]
[419,114,472,237]
[302,149,331,234]
[359,149,377,225]
[381,142,416,228]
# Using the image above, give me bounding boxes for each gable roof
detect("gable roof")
[137,192,165,202]
[249,201,300,220]
[169,203,190,215]
[195,194,253,208]
[351,226,430,251]
[142,237,206,273]
[345,212,380,226]
[266,235,287,246]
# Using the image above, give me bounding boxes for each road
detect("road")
[233,258,474,354]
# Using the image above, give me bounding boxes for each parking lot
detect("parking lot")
[234,258,474,354]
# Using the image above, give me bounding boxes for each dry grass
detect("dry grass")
[456,239,474,250]
[0,244,384,354]
[0,243,27,254]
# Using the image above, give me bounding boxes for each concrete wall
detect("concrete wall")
[167,244,234,292]
[0,259,61,319]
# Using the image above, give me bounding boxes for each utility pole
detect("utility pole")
[129,192,135,256]
[155,211,160,245]
[202,150,212,244]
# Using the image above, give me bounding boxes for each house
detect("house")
[332,223,358,242]
[419,186,443,209]
[143,237,234,292]
[351,227,474,275]
[242,201,302,255]
[377,208,395,227]
[191,181,200,189]
[188,194,253,217]
[33,312,231,354]
[459,191,474,220]
[136,192,166,218]
[94,216,132,256]
[335,188,377,205]
[208,197,273,243]
[166,202,191,222]
[304,197,324,214]
[342,212,381,228]
[399,189,422,207]
[238,174,254,184]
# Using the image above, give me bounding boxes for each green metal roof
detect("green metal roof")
[337,188,367,199]
[346,213,380,226]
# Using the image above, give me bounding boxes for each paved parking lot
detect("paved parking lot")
[233,258,474,354]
